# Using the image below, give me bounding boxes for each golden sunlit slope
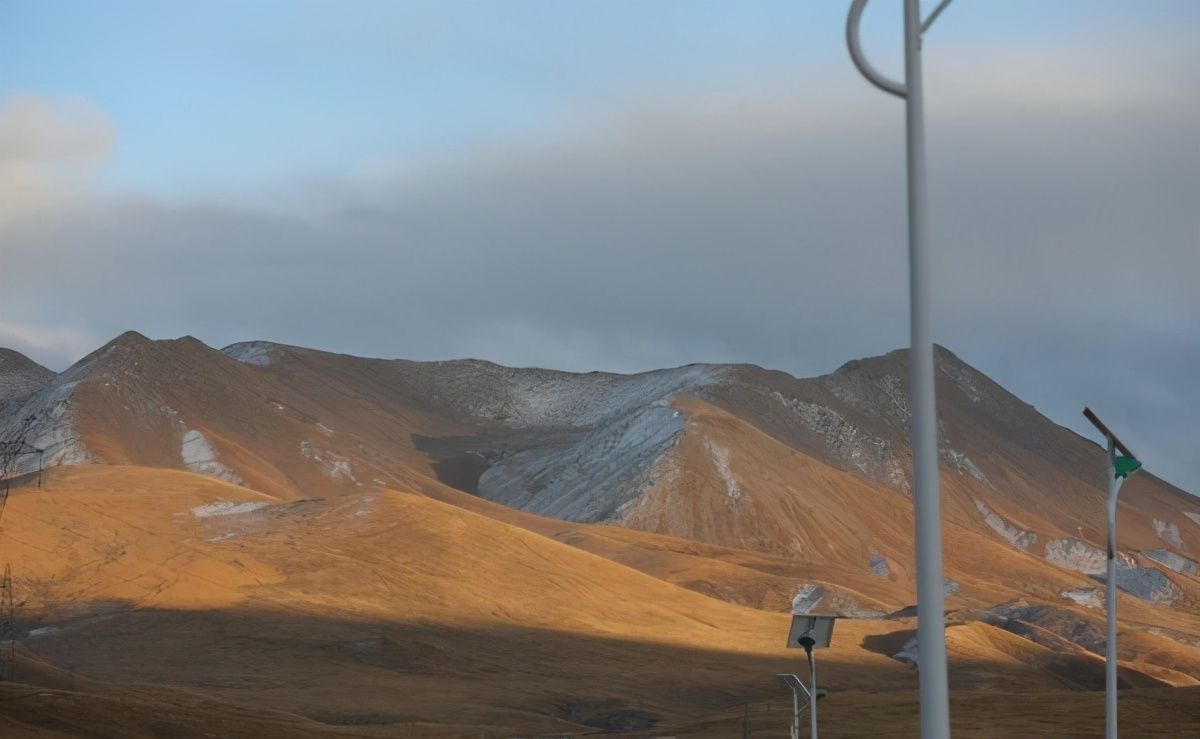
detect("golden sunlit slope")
[3,465,1198,735]
[387,452,1200,692]
[2,465,281,613]
[1,465,916,733]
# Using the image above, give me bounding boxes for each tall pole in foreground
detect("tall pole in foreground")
[1083,407,1142,739]
[1105,436,1120,739]
[846,2,952,737]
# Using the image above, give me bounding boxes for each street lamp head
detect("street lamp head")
[1083,407,1144,480]
[1114,456,1142,479]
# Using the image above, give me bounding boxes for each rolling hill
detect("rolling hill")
[0,332,1198,735]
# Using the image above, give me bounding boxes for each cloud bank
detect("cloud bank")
[0,45,1196,491]
[0,93,115,223]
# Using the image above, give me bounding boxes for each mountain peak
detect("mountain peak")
[112,329,152,346]
[0,347,56,404]
[0,346,48,368]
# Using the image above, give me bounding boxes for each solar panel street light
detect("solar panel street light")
[777,673,805,739]
[776,674,827,739]
[777,671,809,696]
[787,615,835,651]
[846,3,955,736]
[785,615,836,738]
[1083,407,1143,739]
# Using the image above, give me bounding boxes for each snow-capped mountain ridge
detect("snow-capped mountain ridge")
[2,333,1197,610]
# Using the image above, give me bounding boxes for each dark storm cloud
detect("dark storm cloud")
[0,45,1196,492]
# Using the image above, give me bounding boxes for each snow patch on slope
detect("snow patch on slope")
[1098,564,1182,605]
[869,553,891,579]
[1044,538,1108,575]
[827,371,910,424]
[1186,512,1200,527]
[191,501,266,518]
[974,498,1036,550]
[1045,538,1181,604]
[0,379,90,473]
[703,438,742,502]
[181,429,243,484]
[462,364,725,428]
[1153,518,1184,549]
[769,391,908,491]
[478,402,686,522]
[791,584,825,614]
[300,440,357,483]
[1061,588,1103,609]
[223,341,274,366]
[1143,549,1198,576]
[943,448,989,484]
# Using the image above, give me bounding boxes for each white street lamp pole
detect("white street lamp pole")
[846,3,953,737]
[1105,435,1122,739]
[1083,407,1142,739]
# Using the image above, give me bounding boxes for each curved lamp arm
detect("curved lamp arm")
[846,0,907,99]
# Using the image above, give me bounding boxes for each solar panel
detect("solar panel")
[786,615,835,650]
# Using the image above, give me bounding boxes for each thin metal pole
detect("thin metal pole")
[793,689,800,739]
[1105,436,1121,739]
[904,1,951,737]
[808,651,818,739]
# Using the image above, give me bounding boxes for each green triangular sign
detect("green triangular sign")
[1114,455,1142,479]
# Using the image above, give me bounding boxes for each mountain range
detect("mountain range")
[0,332,1197,736]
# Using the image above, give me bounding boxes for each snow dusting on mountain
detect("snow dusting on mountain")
[300,439,357,483]
[455,363,726,428]
[181,429,244,484]
[1154,518,1185,549]
[703,437,742,503]
[791,584,824,614]
[1061,587,1103,609]
[767,390,908,491]
[478,400,687,522]
[974,498,1036,550]
[1143,549,1198,576]
[943,447,989,485]
[0,349,55,404]
[190,500,267,518]
[0,379,90,472]
[223,341,275,366]
[1044,538,1109,575]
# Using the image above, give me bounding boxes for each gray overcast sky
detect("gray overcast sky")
[1,2,1197,492]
